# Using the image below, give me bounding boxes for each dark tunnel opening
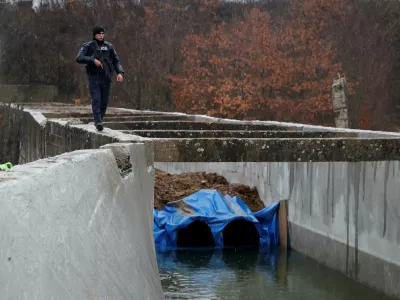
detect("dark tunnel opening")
[176,220,216,248]
[223,219,260,248]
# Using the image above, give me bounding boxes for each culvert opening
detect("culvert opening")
[223,219,259,248]
[176,220,215,248]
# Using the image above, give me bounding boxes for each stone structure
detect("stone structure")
[2,102,400,299]
[332,77,349,128]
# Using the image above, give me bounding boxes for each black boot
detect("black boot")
[95,120,104,131]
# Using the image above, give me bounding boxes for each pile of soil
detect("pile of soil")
[154,171,265,212]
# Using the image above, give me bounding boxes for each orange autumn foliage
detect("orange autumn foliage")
[170,3,345,125]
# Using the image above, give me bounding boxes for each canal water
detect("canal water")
[157,248,392,300]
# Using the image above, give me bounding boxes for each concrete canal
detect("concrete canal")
[2,104,400,299]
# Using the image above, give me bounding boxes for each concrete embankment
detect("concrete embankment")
[0,142,165,300]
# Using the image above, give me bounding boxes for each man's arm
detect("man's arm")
[110,45,124,74]
[76,43,95,65]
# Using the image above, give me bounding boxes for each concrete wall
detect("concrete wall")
[288,160,400,299]
[155,160,400,298]
[190,114,400,137]
[44,120,147,160]
[18,110,47,163]
[0,142,165,300]
[0,106,150,164]
[0,104,25,164]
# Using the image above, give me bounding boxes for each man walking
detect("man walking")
[76,25,124,131]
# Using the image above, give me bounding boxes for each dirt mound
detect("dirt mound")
[154,171,264,212]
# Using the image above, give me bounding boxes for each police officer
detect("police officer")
[76,25,124,131]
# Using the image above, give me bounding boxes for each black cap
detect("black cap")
[93,25,105,37]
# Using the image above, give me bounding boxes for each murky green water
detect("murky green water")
[157,248,392,300]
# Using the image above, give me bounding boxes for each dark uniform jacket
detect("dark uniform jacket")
[76,40,124,80]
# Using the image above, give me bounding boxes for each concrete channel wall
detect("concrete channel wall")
[0,142,165,300]
[0,104,151,164]
[155,160,400,298]
[147,113,400,298]
[3,103,400,299]
[289,161,400,299]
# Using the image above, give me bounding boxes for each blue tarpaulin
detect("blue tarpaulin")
[153,189,281,251]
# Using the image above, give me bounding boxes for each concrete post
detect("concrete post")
[277,248,288,286]
[332,76,349,128]
[278,200,288,249]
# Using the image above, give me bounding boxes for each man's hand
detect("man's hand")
[117,74,124,82]
[94,59,103,69]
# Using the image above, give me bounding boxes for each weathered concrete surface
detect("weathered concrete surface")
[126,130,358,139]
[13,102,400,137]
[189,114,400,138]
[4,102,400,165]
[104,120,290,131]
[79,115,191,123]
[42,112,178,119]
[18,110,47,163]
[155,160,400,298]
[288,161,400,299]
[153,138,400,162]
[44,120,150,160]
[1,105,151,164]
[0,104,25,163]
[0,142,165,300]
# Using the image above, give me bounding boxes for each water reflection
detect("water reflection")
[157,248,392,300]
